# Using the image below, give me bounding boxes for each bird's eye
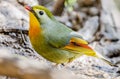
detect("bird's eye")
[39,11,44,15]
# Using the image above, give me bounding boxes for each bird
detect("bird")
[25,5,114,65]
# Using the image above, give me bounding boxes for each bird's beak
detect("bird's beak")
[25,5,34,12]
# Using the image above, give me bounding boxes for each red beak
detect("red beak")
[25,5,32,11]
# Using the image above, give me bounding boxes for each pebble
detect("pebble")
[88,7,99,16]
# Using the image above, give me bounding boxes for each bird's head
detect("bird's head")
[25,5,55,24]
[25,5,56,38]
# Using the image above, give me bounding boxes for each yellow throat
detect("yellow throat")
[29,12,41,39]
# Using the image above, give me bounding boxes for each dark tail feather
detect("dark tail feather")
[95,51,117,67]
[100,58,118,67]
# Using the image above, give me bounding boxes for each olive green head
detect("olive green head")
[25,5,55,24]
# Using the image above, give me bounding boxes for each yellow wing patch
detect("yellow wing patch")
[62,37,96,56]
[70,37,88,44]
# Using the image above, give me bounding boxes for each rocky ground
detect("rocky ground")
[0,0,120,79]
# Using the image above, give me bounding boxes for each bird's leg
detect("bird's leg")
[61,63,65,66]
[55,63,59,66]
[68,57,75,63]
[53,63,68,69]
[51,63,65,69]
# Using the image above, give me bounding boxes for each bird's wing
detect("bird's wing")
[48,29,96,56]
[61,32,96,56]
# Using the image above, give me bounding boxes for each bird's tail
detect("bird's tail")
[95,51,117,67]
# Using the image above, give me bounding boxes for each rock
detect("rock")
[88,7,99,16]
[17,0,38,6]
[0,13,6,27]
[80,7,89,13]
[103,44,120,63]
[65,21,73,28]
[66,55,119,79]
[100,11,119,41]
[55,11,69,22]
[78,16,99,42]
[78,0,96,6]
[0,1,28,29]
[79,12,87,21]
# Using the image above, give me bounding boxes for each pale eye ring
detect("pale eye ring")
[39,11,44,15]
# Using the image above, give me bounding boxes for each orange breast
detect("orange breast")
[28,12,41,38]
